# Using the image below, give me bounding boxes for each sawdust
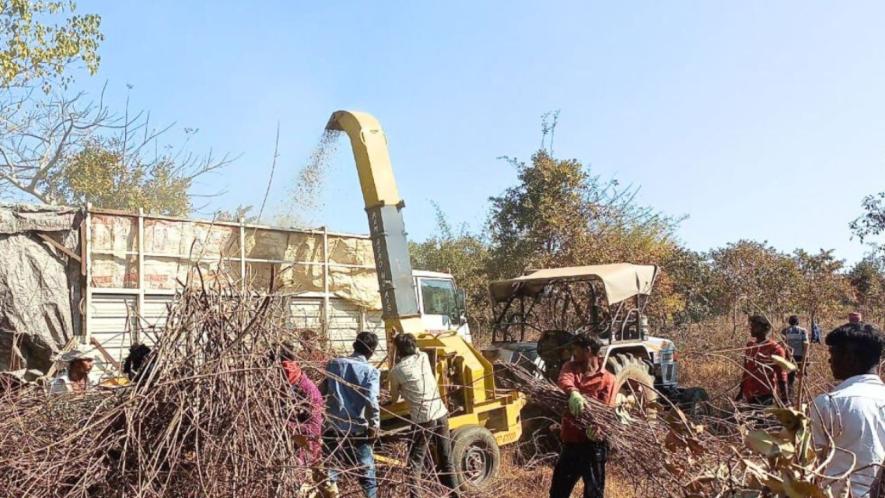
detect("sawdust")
[285,130,341,226]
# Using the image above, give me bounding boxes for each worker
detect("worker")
[781,315,809,392]
[811,322,885,497]
[322,331,380,498]
[387,333,458,498]
[736,315,788,405]
[123,343,154,383]
[278,344,334,498]
[849,311,863,324]
[549,333,616,498]
[49,350,95,394]
[811,320,822,344]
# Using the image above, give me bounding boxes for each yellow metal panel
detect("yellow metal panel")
[326,109,525,452]
[325,110,402,209]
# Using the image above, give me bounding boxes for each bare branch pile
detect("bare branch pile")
[0,279,321,497]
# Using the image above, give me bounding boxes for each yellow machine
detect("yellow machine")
[326,110,525,490]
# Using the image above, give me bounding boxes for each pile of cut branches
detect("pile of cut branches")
[498,362,864,498]
[0,277,327,498]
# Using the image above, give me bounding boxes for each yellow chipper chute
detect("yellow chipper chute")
[326,110,525,491]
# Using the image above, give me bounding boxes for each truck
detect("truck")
[0,204,470,374]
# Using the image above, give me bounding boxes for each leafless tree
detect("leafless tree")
[0,84,233,206]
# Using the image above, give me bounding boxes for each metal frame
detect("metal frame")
[81,207,376,345]
[490,274,657,345]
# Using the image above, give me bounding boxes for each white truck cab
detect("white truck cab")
[412,270,472,343]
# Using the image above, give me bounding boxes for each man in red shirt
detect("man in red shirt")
[549,333,616,498]
[736,315,788,405]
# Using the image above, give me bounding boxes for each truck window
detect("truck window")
[420,278,457,316]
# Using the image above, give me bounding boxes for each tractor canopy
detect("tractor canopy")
[489,263,658,305]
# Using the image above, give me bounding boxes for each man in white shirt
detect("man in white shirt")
[387,333,459,498]
[49,350,95,394]
[812,322,885,497]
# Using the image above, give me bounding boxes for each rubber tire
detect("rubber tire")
[607,353,659,417]
[451,425,501,492]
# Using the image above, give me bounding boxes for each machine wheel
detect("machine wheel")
[607,353,659,419]
[451,425,501,492]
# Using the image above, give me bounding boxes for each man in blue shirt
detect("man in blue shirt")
[323,331,381,498]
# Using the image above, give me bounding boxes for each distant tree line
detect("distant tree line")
[411,147,885,340]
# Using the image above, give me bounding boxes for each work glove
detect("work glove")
[568,391,585,417]
[585,425,598,441]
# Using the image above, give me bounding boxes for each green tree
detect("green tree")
[1,0,102,90]
[792,249,851,324]
[709,240,802,331]
[659,247,721,326]
[40,135,228,216]
[850,192,885,258]
[486,149,682,327]
[487,150,680,278]
[847,258,885,324]
[0,92,233,211]
[45,139,187,215]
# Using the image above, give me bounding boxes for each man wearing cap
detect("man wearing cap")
[736,315,788,405]
[49,350,95,394]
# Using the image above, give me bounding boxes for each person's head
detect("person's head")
[825,322,884,380]
[393,333,418,360]
[748,315,771,341]
[275,341,303,383]
[788,315,799,326]
[123,344,152,380]
[71,358,94,376]
[572,333,603,363]
[848,312,863,324]
[353,331,379,359]
[63,350,94,378]
[278,341,298,362]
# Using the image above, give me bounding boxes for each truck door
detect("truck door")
[415,277,471,342]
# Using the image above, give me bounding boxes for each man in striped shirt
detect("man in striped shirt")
[388,333,459,498]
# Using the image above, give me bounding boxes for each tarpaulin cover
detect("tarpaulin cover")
[0,204,81,372]
[489,263,658,304]
[88,215,382,310]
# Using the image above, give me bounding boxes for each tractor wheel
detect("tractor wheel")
[451,425,501,492]
[607,353,659,419]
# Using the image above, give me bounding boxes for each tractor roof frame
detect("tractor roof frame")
[489,263,658,305]
[489,264,659,344]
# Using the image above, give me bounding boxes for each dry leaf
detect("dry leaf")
[745,430,795,459]
[771,354,798,373]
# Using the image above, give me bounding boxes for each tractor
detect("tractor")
[483,264,708,430]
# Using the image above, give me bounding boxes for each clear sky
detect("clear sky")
[74,1,885,262]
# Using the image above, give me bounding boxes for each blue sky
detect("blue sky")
[74,1,885,262]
